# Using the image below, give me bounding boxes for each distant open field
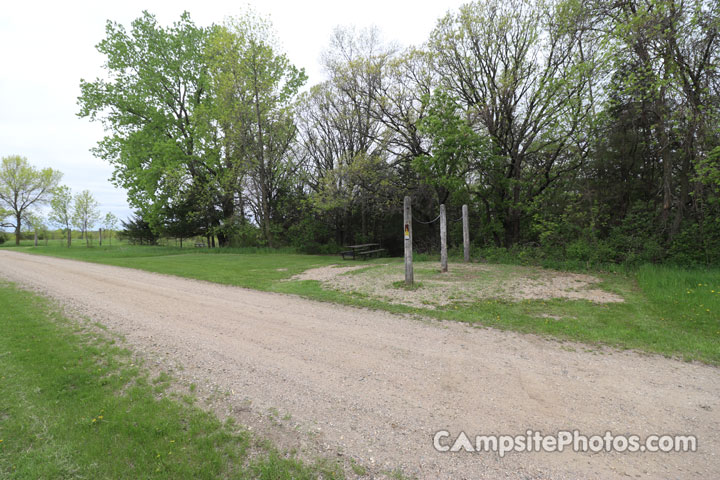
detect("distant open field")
[4,242,719,365]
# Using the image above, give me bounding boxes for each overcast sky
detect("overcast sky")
[1,0,465,224]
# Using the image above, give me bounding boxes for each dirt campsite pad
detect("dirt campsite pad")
[293,262,625,309]
[1,250,718,479]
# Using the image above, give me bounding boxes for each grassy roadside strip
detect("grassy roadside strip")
[10,243,720,365]
[0,281,343,479]
[273,266,720,365]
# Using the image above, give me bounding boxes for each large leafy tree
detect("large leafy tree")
[78,11,219,241]
[205,16,306,247]
[0,155,62,245]
[429,0,603,245]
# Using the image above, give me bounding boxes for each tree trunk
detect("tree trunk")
[361,196,367,240]
[15,213,21,245]
[252,58,273,249]
[67,227,72,248]
[217,232,229,247]
[261,187,273,248]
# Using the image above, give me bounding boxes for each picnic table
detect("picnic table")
[341,243,386,260]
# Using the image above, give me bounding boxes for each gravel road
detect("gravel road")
[1,250,718,479]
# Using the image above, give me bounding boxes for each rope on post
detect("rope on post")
[414,214,441,225]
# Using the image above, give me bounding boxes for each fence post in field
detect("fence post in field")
[99,228,102,246]
[440,204,448,272]
[462,204,470,263]
[404,196,413,285]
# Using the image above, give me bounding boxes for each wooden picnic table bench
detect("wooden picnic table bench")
[194,242,206,248]
[341,243,385,260]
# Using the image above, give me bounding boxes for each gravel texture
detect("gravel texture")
[1,250,718,479]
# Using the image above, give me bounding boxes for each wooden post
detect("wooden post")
[404,196,413,285]
[99,228,103,246]
[34,231,38,247]
[440,204,448,272]
[462,204,470,263]
[67,228,71,248]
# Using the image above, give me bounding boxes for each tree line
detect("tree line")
[0,155,118,246]
[76,0,719,264]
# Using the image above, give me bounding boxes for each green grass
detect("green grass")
[0,280,343,479]
[7,242,720,365]
[11,243,339,290]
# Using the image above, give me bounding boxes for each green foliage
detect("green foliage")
[0,155,62,245]
[73,2,720,266]
[696,146,720,191]
[120,212,160,245]
[78,11,219,239]
[49,186,74,247]
[414,89,488,204]
[72,189,101,246]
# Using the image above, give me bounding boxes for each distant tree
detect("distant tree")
[49,186,73,247]
[120,212,159,245]
[72,190,101,246]
[23,212,46,246]
[0,155,62,245]
[104,212,118,245]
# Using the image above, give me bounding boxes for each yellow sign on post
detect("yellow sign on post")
[404,223,410,239]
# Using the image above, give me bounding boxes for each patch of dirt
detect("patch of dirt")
[298,262,623,309]
[291,264,369,282]
[504,271,623,303]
